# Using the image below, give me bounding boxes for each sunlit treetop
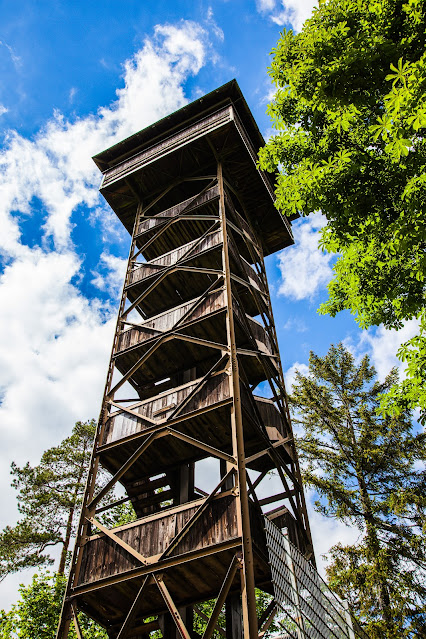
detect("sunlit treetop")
[259,0,426,422]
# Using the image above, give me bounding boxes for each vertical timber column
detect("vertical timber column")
[218,162,258,639]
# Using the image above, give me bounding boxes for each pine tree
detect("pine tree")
[290,344,426,637]
[0,420,96,581]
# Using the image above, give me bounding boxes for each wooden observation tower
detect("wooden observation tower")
[57,80,313,639]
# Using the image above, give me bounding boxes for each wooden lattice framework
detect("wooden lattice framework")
[56,80,313,639]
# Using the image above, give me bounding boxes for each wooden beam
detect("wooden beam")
[258,490,297,507]
[166,427,235,464]
[202,554,241,639]
[194,606,226,638]
[116,576,151,639]
[71,604,84,639]
[154,575,192,639]
[160,468,235,559]
[71,538,242,597]
[258,601,277,639]
[88,430,167,510]
[89,517,149,565]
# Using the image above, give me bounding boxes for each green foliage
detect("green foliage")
[0,571,107,639]
[0,576,279,639]
[290,343,426,637]
[259,0,426,423]
[194,590,282,638]
[327,543,426,639]
[0,420,97,581]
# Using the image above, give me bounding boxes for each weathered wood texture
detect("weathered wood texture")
[99,394,283,490]
[104,373,229,445]
[129,230,223,285]
[78,494,240,586]
[137,185,220,237]
[55,82,315,639]
[104,375,283,449]
[94,82,294,257]
[116,290,271,356]
[118,289,226,350]
[101,107,233,191]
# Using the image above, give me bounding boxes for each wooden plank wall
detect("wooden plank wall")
[78,495,238,585]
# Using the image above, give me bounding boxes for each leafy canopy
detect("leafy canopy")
[0,571,107,639]
[291,343,426,637]
[259,0,426,422]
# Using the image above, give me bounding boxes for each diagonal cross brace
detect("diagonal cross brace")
[159,468,236,560]
[154,574,192,639]
[202,554,241,639]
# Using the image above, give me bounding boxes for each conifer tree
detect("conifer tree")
[0,420,96,581]
[290,344,426,637]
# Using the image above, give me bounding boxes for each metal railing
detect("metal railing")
[265,518,369,639]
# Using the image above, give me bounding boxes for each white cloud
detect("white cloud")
[0,19,213,609]
[0,39,22,68]
[282,317,308,333]
[0,248,116,529]
[0,20,209,254]
[69,87,78,103]
[256,0,277,12]
[349,320,420,382]
[256,0,317,32]
[277,213,333,300]
[206,7,225,42]
[284,361,309,392]
[0,104,8,116]
[91,252,127,296]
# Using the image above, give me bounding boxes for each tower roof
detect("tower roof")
[93,79,293,255]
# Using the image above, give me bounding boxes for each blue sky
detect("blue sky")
[0,0,418,610]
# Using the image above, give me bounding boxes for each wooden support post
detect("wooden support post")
[56,87,315,639]
[218,161,258,639]
[202,554,240,639]
[71,604,84,639]
[225,594,243,639]
[343,600,356,639]
[257,602,277,639]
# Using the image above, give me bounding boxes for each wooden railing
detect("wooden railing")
[103,372,230,446]
[137,184,220,236]
[128,229,222,285]
[116,289,226,352]
[77,493,268,588]
[117,291,272,357]
[104,374,283,448]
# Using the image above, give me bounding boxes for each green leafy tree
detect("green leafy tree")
[0,420,96,581]
[259,0,426,423]
[290,343,426,637]
[0,571,107,639]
